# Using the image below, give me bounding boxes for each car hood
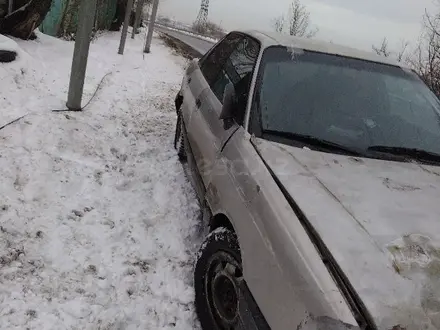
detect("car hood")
[254,138,440,330]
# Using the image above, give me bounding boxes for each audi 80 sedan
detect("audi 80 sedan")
[173,30,440,330]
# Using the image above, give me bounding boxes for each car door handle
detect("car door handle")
[196,98,201,108]
[187,77,192,84]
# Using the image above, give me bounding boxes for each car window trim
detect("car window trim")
[248,46,274,137]
[243,38,264,133]
[228,34,262,131]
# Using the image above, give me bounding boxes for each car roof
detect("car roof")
[236,30,409,69]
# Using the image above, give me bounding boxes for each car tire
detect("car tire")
[194,227,243,330]
[175,112,187,162]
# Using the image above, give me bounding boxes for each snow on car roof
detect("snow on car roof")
[239,30,408,69]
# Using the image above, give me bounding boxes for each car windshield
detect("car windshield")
[254,46,440,162]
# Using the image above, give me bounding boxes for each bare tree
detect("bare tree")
[288,0,317,38]
[272,15,285,33]
[407,7,440,96]
[372,37,391,57]
[272,0,317,38]
[397,40,410,62]
[0,0,53,39]
[372,37,409,62]
[192,20,225,39]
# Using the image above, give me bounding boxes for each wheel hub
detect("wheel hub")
[206,252,242,328]
[212,270,239,323]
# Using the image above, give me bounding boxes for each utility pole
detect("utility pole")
[66,0,98,111]
[118,0,134,55]
[8,0,13,14]
[144,0,159,53]
[131,0,145,39]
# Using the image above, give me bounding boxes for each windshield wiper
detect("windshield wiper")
[263,130,364,156]
[368,145,440,163]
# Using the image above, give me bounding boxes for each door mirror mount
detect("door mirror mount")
[220,83,236,130]
[220,82,236,121]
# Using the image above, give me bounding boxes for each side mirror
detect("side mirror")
[220,82,236,121]
[220,83,236,130]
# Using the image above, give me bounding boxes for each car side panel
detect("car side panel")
[181,59,207,127]
[186,88,221,186]
[190,88,241,186]
[206,128,357,329]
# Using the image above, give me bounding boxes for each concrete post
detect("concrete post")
[131,0,145,39]
[118,0,135,55]
[144,0,159,53]
[66,0,98,111]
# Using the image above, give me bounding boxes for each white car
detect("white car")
[174,30,440,330]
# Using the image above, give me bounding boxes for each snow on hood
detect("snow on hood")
[254,138,440,330]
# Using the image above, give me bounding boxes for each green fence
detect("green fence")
[40,0,117,37]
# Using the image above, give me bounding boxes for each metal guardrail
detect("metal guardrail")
[151,21,218,42]
[153,24,215,56]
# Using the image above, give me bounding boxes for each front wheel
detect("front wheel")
[194,228,243,330]
[174,113,187,162]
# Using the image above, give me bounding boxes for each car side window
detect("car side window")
[211,37,260,125]
[199,33,242,87]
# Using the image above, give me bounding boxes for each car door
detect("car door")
[180,59,207,132]
[179,33,233,147]
[187,33,260,187]
[185,33,241,185]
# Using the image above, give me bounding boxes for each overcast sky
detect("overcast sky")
[158,0,437,51]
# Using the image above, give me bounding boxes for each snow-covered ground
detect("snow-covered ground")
[0,30,202,329]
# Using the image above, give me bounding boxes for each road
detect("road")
[155,26,215,56]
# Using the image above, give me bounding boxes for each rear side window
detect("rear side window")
[199,33,242,87]
[211,37,260,105]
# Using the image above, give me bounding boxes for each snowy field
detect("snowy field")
[0,30,202,329]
